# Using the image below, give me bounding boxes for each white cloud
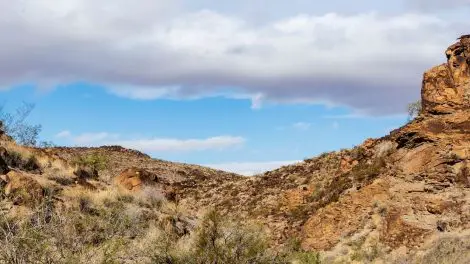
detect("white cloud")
[205,160,300,176]
[108,86,180,100]
[74,132,120,145]
[111,136,245,152]
[0,1,467,114]
[55,131,245,152]
[55,130,71,138]
[292,122,311,131]
[250,93,264,110]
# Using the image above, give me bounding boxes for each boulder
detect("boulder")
[115,167,158,192]
[0,171,44,206]
[422,35,470,114]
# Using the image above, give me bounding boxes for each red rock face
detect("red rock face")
[422,36,470,114]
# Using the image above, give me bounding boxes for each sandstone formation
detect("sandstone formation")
[422,35,470,114]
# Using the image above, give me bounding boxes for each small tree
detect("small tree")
[407,100,422,120]
[0,102,42,146]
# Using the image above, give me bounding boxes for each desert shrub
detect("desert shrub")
[192,210,271,263]
[117,193,135,204]
[72,153,109,180]
[1,150,23,168]
[281,238,321,264]
[290,252,321,264]
[136,187,165,209]
[407,100,422,120]
[1,193,322,264]
[350,242,382,263]
[351,157,386,183]
[0,214,55,264]
[24,155,41,172]
[410,234,470,264]
[73,153,108,172]
[0,150,41,173]
[350,147,367,160]
[150,210,288,264]
[49,175,76,186]
[375,141,395,158]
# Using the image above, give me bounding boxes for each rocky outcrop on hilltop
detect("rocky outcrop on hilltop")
[422,35,470,114]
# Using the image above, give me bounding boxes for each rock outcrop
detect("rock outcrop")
[115,167,159,191]
[422,35,470,114]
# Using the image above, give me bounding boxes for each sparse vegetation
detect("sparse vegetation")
[0,149,41,173]
[0,102,43,146]
[0,192,322,264]
[351,157,385,183]
[73,153,109,172]
[72,153,109,180]
[407,100,422,120]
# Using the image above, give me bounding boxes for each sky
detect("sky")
[0,0,469,175]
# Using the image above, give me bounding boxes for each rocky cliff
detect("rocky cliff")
[422,35,470,114]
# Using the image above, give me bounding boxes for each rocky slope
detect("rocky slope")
[0,37,469,263]
[167,36,470,262]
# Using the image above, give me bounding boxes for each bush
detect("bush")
[192,210,271,264]
[73,153,109,180]
[0,149,41,173]
[73,153,108,172]
[1,195,322,264]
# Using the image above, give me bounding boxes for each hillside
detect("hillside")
[0,36,469,263]
[167,36,470,262]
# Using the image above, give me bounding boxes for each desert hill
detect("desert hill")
[0,37,469,263]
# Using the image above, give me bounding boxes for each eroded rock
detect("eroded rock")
[422,35,470,114]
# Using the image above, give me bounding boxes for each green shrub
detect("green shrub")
[72,153,108,172]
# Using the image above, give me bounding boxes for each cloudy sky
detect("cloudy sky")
[1,0,468,175]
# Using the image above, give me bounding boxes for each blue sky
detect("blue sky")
[0,0,469,174]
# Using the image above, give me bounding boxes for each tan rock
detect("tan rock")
[1,171,43,206]
[422,36,470,114]
[115,167,158,192]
